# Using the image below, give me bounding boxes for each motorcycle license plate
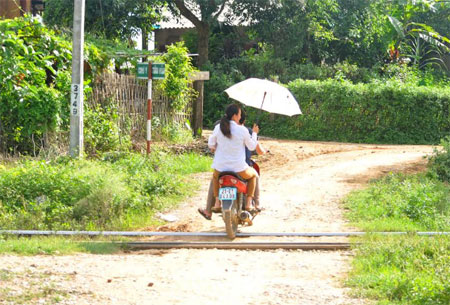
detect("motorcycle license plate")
[219,187,237,200]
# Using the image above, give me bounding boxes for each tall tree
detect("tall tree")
[168,0,229,67]
[44,0,165,47]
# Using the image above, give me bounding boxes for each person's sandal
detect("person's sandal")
[198,208,211,220]
[211,206,222,213]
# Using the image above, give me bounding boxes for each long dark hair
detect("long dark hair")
[220,104,240,138]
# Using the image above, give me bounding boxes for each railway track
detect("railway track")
[123,241,351,250]
[2,230,448,251]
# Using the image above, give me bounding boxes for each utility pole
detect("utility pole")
[70,0,85,157]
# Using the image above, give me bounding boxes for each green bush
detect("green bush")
[344,173,450,231]
[345,168,450,305]
[0,151,211,230]
[428,137,450,182]
[259,79,450,144]
[0,16,72,154]
[0,16,112,155]
[159,41,197,112]
[84,103,131,156]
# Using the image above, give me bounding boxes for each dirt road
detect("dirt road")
[0,139,434,305]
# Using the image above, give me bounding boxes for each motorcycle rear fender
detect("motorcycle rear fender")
[221,199,234,211]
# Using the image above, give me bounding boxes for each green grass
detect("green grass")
[0,150,212,231]
[348,235,450,305]
[344,173,450,231]
[345,172,450,304]
[0,236,125,255]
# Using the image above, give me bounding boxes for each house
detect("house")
[153,12,195,53]
[0,0,44,19]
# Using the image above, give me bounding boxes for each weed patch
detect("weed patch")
[0,150,211,231]
[345,168,450,304]
[348,235,450,305]
[344,173,450,231]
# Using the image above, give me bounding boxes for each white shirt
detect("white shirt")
[208,121,258,172]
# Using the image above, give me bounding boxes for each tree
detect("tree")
[44,0,165,47]
[168,0,229,67]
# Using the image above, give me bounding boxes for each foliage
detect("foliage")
[84,103,131,156]
[428,136,450,182]
[348,235,450,305]
[345,166,450,305]
[168,0,232,66]
[344,173,450,231]
[0,16,72,155]
[151,117,194,144]
[0,151,211,230]
[387,15,450,69]
[44,0,165,44]
[257,79,450,144]
[159,41,197,111]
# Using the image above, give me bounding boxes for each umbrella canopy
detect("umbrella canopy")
[224,78,302,116]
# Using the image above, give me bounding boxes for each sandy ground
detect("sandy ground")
[0,138,434,305]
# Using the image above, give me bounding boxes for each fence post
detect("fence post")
[147,62,152,155]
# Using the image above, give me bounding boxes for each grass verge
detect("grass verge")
[0,149,212,231]
[344,172,450,305]
[0,235,126,255]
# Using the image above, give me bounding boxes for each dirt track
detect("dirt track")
[0,138,434,305]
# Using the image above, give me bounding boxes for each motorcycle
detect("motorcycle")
[218,162,260,239]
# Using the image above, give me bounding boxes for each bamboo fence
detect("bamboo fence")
[87,72,193,139]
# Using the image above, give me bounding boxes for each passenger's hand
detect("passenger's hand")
[252,124,259,134]
[256,143,266,155]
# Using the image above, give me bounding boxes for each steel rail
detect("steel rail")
[1,230,449,237]
[123,241,352,250]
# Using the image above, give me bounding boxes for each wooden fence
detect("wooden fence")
[87,72,193,139]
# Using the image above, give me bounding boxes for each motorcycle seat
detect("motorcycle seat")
[218,171,248,183]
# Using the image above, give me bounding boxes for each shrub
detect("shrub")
[428,136,450,182]
[0,16,112,156]
[344,173,450,231]
[0,16,72,155]
[0,151,211,230]
[84,103,131,156]
[258,79,450,144]
[159,41,197,112]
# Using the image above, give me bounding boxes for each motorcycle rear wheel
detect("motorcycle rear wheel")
[224,197,239,239]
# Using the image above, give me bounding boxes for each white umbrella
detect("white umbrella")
[224,78,302,116]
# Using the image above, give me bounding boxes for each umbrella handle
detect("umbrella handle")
[255,109,262,127]
[255,92,267,127]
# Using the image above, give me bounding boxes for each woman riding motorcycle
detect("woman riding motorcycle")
[198,111,265,220]
[207,104,259,214]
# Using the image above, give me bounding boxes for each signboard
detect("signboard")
[189,71,210,81]
[137,62,149,79]
[152,63,165,79]
[70,84,81,116]
[136,62,165,79]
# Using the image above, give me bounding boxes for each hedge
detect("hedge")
[259,79,450,144]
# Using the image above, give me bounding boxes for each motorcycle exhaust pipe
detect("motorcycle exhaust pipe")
[239,211,252,221]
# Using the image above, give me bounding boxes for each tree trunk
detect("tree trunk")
[141,28,148,52]
[196,22,210,67]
